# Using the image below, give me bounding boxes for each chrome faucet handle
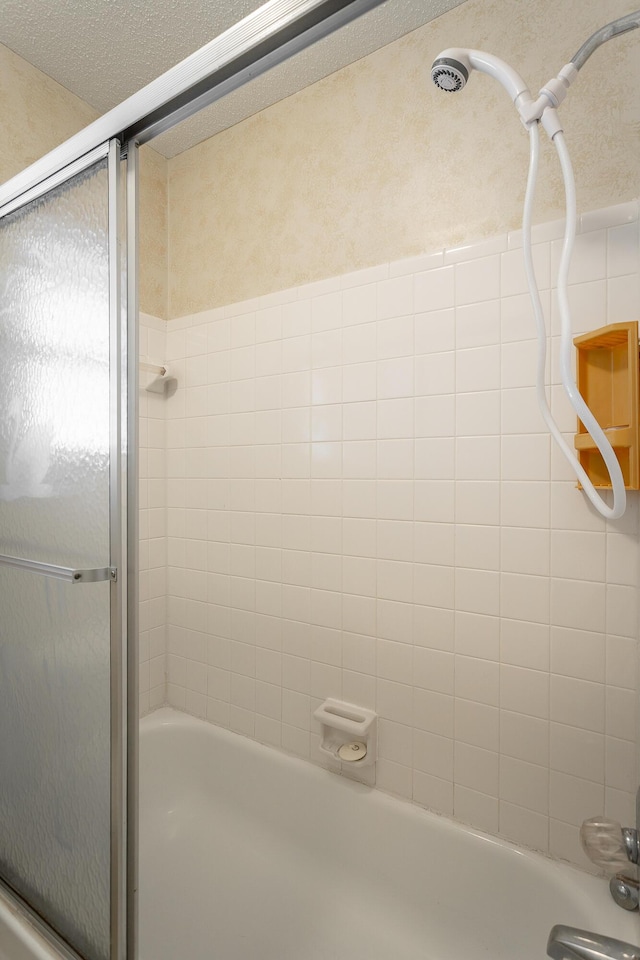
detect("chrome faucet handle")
[609,873,640,911]
[580,817,639,874]
[547,925,640,960]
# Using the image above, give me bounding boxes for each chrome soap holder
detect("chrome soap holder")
[313,699,377,768]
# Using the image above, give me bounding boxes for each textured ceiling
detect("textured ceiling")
[0,0,468,158]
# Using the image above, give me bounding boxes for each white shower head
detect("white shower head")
[430,55,469,92]
[431,48,532,108]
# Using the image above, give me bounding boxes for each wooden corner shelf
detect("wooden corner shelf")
[574,320,640,489]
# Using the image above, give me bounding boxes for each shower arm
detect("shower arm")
[519,10,640,132]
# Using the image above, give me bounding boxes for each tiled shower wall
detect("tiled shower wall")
[139,314,167,716]
[160,201,640,868]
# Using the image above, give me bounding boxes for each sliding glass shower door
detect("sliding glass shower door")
[0,141,131,960]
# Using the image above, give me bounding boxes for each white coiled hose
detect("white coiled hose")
[522,122,626,520]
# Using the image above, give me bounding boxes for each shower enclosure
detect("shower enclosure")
[0,2,385,957]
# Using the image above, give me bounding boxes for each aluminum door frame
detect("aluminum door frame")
[0,138,132,960]
[125,139,139,960]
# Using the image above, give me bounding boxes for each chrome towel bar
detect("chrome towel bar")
[0,553,116,583]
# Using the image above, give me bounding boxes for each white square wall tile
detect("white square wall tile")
[415,480,454,523]
[378,315,414,359]
[413,688,453,737]
[413,729,454,781]
[455,525,499,571]
[500,711,549,767]
[414,522,455,566]
[415,309,455,355]
[377,679,413,725]
[377,520,413,562]
[414,266,454,312]
[344,400,377,440]
[454,786,498,834]
[608,274,639,323]
[501,527,549,576]
[550,675,605,733]
[415,352,454,397]
[415,438,455,480]
[456,346,500,393]
[501,387,544,435]
[342,283,377,327]
[501,434,550,481]
[414,776,454,822]
[456,391,500,437]
[377,275,413,320]
[454,699,499,752]
[455,568,499,617]
[342,323,376,365]
[500,572,549,625]
[377,357,414,399]
[501,618,549,671]
[415,394,455,438]
[342,362,376,403]
[501,339,539,389]
[455,255,500,306]
[501,665,549,720]
[550,723,604,783]
[455,655,499,706]
[377,398,413,439]
[414,563,455,610]
[606,584,639,639]
[550,627,605,684]
[377,480,414,521]
[456,299,500,349]
[377,440,414,479]
[378,719,413,766]
[499,756,549,814]
[377,639,413,684]
[551,578,606,633]
[455,481,500,526]
[551,530,606,582]
[456,437,500,481]
[455,611,499,660]
[413,647,454,694]
[607,221,639,278]
[311,291,342,331]
[454,742,499,796]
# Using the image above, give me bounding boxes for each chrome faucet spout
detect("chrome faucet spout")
[548,926,640,960]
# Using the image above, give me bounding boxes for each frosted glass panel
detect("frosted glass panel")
[0,159,111,960]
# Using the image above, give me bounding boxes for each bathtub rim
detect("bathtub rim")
[0,879,81,960]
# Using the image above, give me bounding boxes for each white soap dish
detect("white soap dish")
[313,699,377,767]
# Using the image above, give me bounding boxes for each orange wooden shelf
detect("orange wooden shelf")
[574,321,640,489]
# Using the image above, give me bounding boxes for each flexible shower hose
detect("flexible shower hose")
[522,122,626,520]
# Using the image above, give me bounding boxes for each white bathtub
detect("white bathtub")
[139,708,638,960]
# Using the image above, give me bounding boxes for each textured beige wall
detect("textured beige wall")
[0,43,168,319]
[139,145,169,320]
[168,0,640,318]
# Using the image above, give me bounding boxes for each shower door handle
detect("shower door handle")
[0,552,116,584]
